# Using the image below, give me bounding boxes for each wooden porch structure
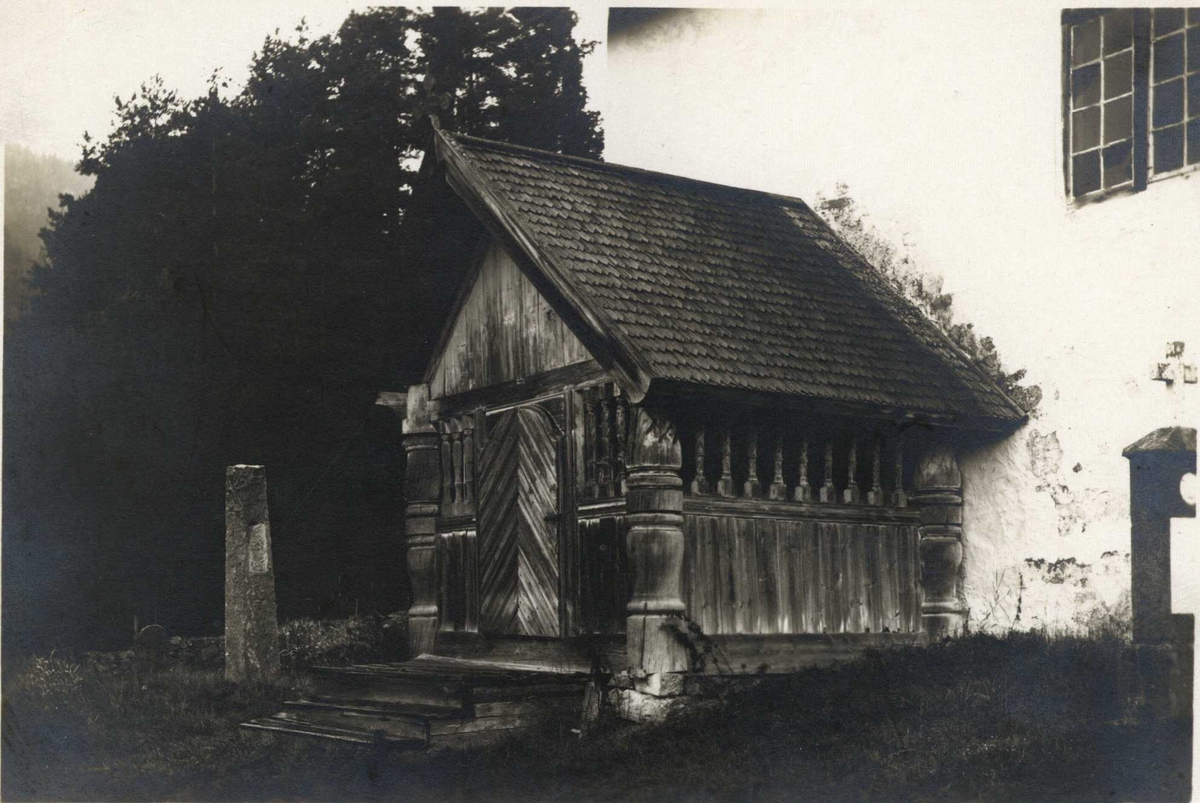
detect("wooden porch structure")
[388,128,1026,678]
[247,129,1026,743]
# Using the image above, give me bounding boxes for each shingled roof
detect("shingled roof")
[431,130,1026,429]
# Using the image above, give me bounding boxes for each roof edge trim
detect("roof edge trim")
[433,129,655,403]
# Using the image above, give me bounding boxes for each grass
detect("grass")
[1,631,1191,802]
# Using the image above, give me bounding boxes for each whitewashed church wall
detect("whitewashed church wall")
[605,4,1199,634]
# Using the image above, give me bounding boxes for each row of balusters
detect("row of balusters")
[438,416,477,517]
[685,425,908,507]
[580,386,629,500]
[578,389,909,507]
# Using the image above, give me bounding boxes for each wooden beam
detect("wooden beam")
[434,360,609,418]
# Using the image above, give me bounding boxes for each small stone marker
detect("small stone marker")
[225,465,280,682]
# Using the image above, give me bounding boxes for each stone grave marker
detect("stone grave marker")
[134,624,168,670]
[225,464,280,682]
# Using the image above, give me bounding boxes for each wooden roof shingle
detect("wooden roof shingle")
[434,130,1026,429]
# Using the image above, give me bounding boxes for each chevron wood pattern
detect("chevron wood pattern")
[477,407,562,637]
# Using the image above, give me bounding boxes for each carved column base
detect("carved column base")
[407,613,439,658]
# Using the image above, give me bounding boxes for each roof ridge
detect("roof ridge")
[448,131,820,210]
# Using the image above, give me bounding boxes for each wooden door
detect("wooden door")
[477,405,562,637]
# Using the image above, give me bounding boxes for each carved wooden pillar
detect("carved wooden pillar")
[843,439,861,504]
[625,405,688,674]
[716,425,735,498]
[403,385,442,657]
[819,441,836,502]
[690,425,710,495]
[769,431,787,500]
[743,426,762,498]
[912,441,965,639]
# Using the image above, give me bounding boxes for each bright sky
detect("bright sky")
[0,1,611,162]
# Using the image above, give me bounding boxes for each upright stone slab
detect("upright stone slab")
[225,464,280,682]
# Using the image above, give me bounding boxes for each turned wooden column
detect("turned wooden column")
[912,441,965,638]
[625,405,688,674]
[402,384,442,657]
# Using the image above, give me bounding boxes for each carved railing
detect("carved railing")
[683,421,910,507]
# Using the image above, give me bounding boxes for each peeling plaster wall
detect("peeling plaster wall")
[605,4,1199,633]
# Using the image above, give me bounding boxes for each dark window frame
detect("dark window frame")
[1062,8,1151,203]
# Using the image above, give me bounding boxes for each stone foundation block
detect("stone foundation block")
[633,671,688,697]
[610,687,692,724]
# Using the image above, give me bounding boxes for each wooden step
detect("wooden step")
[241,711,426,746]
[242,656,590,749]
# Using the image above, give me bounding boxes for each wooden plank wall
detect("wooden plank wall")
[577,515,631,635]
[437,530,478,633]
[430,242,592,399]
[681,516,922,636]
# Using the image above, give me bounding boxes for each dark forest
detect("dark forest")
[3,6,603,657]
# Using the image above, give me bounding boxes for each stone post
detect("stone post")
[402,385,442,658]
[912,442,966,639]
[1122,426,1195,720]
[1122,427,1196,643]
[625,405,688,675]
[225,464,279,682]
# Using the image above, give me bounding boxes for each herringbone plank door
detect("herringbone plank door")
[477,407,561,637]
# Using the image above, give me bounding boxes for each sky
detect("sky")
[0,0,611,162]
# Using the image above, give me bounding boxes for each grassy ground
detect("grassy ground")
[2,631,1191,802]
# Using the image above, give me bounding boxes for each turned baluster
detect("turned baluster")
[583,388,598,500]
[820,441,837,502]
[892,439,907,508]
[716,425,735,498]
[598,394,614,497]
[461,424,475,509]
[843,439,861,504]
[451,423,465,509]
[793,437,814,502]
[690,425,710,495]
[439,423,455,506]
[769,430,787,500]
[743,425,762,498]
[867,436,884,506]
[614,394,628,496]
